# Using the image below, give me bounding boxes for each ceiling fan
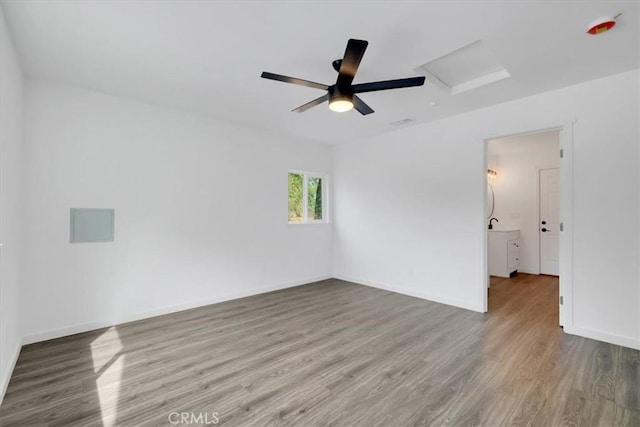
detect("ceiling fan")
[261,39,426,115]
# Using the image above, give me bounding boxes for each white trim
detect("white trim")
[21,275,331,345]
[480,122,568,142]
[564,325,640,351]
[558,122,575,329]
[480,119,575,327]
[534,166,542,275]
[481,148,490,309]
[0,337,22,405]
[334,275,484,313]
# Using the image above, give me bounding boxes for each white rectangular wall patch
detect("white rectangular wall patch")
[70,208,115,243]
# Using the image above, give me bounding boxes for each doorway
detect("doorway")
[483,126,572,328]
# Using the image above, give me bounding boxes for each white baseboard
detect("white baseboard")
[563,325,640,350]
[22,275,331,345]
[334,275,484,313]
[0,337,23,405]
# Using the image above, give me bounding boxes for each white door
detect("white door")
[539,168,560,275]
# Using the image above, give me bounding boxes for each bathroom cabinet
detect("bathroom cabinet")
[488,230,520,278]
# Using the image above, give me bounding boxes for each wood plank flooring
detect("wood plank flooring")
[1,275,638,426]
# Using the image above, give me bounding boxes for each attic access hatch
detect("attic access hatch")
[416,40,510,95]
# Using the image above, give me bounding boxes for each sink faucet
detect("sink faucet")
[488,217,499,230]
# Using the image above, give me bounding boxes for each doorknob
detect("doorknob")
[541,220,546,225]
[541,228,547,232]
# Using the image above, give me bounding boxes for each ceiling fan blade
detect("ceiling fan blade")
[292,94,329,113]
[261,72,329,90]
[353,76,426,93]
[336,39,368,88]
[353,95,374,115]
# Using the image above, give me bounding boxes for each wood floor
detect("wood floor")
[1,275,638,426]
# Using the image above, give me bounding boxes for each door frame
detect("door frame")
[481,120,574,328]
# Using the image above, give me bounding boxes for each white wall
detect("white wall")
[333,69,640,349]
[0,5,25,401]
[488,131,559,274]
[21,81,333,342]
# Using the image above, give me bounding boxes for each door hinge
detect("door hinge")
[560,296,564,305]
[560,148,564,158]
[560,222,564,232]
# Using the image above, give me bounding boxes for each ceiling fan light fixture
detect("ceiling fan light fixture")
[261,39,425,116]
[329,97,354,112]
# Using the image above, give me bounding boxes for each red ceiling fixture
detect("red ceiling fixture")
[586,13,622,35]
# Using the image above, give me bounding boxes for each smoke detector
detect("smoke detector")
[586,13,622,35]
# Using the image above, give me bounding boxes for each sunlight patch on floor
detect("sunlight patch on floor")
[91,327,125,427]
[95,354,125,427]
[90,326,123,373]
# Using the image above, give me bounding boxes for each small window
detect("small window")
[288,171,327,224]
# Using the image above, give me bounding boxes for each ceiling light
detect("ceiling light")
[328,97,353,113]
[487,169,498,179]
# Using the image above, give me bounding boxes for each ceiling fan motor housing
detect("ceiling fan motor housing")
[329,85,353,103]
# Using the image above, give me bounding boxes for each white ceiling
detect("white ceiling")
[2,1,638,144]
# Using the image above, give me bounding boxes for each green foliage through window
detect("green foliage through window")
[288,172,325,223]
[288,173,303,222]
[308,177,322,220]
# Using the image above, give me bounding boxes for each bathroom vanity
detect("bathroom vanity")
[488,230,520,278]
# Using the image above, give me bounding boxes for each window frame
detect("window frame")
[288,170,328,225]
